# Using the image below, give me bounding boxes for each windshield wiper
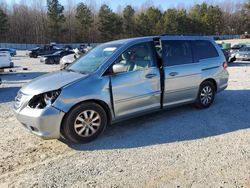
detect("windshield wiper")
[64,69,76,72]
[64,69,89,74]
[79,71,90,74]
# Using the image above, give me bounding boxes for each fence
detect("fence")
[0,43,99,50]
[0,35,241,50]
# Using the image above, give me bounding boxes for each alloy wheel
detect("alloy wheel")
[74,110,101,137]
[200,86,213,105]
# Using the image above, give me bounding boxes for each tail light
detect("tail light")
[223,61,228,69]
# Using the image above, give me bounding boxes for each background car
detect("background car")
[40,50,75,64]
[235,46,250,61]
[0,48,16,56]
[29,44,61,58]
[228,44,247,62]
[0,51,14,68]
[60,48,83,69]
[63,45,72,50]
[78,44,93,53]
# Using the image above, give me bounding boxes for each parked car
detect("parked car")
[235,46,250,61]
[14,36,229,143]
[228,44,247,62]
[40,50,75,64]
[29,44,61,58]
[63,45,72,50]
[0,48,16,56]
[78,44,93,53]
[0,51,13,68]
[59,49,82,69]
[59,53,76,69]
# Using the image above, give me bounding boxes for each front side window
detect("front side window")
[67,43,121,73]
[113,42,155,73]
[162,40,193,66]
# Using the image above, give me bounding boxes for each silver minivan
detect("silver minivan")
[14,36,229,143]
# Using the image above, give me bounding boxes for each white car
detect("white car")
[235,47,250,61]
[59,48,84,69]
[0,51,13,68]
[59,53,76,69]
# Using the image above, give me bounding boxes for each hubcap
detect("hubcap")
[200,86,213,105]
[74,110,101,137]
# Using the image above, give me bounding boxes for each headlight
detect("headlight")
[28,90,61,109]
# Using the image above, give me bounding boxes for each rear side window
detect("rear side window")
[193,40,219,60]
[162,40,193,66]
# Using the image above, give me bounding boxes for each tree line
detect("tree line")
[0,0,249,44]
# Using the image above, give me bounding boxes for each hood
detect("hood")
[21,70,87,95]
[62,54,75,60]
[61,54,76,63]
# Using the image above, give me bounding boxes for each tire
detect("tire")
[195,81,216,109]
[229,56,236,63]
[46,59,54,65]
[62,102,107,143]
[33,53,38,58]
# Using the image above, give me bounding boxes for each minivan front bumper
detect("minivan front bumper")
[14,106,65,139]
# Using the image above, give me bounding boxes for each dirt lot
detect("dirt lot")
[0,51,250,187]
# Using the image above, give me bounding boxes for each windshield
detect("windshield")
[239,47,250,52]
[66,43,121,73]
[53,51,62,55]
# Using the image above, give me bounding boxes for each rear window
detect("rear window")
[193,40,219,60]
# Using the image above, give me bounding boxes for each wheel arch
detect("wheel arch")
[200,78,217,92]
[60,99,112,132]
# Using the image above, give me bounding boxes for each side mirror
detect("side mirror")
[112,63,128,74]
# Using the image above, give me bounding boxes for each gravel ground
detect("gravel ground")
[0,51,250,188]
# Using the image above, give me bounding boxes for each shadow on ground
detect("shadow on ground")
[65,89,250,150]
[228,61,250,67]
[0,72,47,103]
[0,72,47,83]
[0,87,20,103]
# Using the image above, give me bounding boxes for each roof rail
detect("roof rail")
[160,33,205,37]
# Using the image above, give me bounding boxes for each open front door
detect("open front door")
[110,42,161,118]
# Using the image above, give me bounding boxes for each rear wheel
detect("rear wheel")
[62,102,107,143]
[195,81,215,109]
[46,59,54,64]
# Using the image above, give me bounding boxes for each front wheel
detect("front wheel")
[195,81,215,109]
[62,102,107,143]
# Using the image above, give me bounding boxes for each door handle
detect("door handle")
[145,73,157,79]
[169,72,178,77]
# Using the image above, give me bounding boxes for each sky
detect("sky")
[3,0,247,11]
[60,0,247,10]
